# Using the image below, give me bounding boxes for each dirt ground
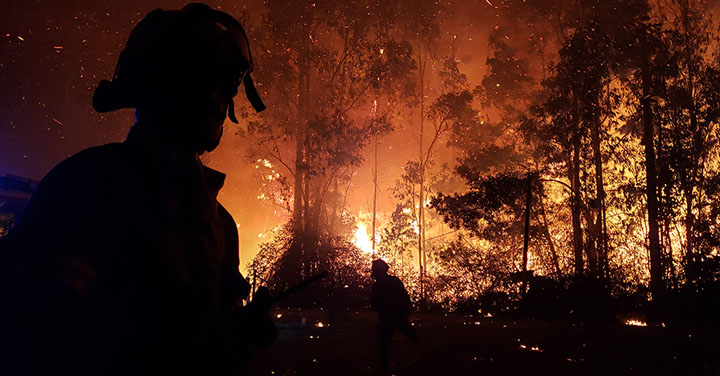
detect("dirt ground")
[250,308,720,376]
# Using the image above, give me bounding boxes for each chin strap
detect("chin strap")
[243,74,266,113]
[226,74,265,123]
[227,98,239,124]
[199,4,266,119]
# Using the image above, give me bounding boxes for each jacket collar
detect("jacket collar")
[124,122,227,220]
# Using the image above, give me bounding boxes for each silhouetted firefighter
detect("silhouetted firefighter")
[371,259,418,375]
[0,3,274,375]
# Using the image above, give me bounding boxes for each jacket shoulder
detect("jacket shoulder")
[39,143,131,192]
[50,143,127,175]
[16,143,128,223]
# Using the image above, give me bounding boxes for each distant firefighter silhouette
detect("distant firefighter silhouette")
[0,3,270,375]
[371,259,418,375]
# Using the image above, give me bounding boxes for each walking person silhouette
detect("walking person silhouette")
[371,259,418,375]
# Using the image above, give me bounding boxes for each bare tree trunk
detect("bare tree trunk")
[303,166,311,234]
[591,116,608,278]
[664,219,675,286]
[522,174,533,293]
[684,191,694,269]
[571,133,584,277]
[372,134,378,255]
[293,138,305,228]
[583,174,598,277]
[417,46,426,303]
[641,48,663,300]
[682,0,698,276]
[293,22,313,278]
[539,193,562,277]
[329,181,339,233]
[522,174,532,273]
[293,70,306,231]
[601,200,609,278]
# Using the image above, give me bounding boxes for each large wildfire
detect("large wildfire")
[4,0,720,309]
[353,222,375,255]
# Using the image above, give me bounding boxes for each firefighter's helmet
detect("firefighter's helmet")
[372,259,390,275]
[93,3,265,123]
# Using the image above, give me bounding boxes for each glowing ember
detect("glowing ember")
[625,319,648,327]
[353,223,373,254]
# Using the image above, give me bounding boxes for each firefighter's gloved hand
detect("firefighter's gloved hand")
[233,287,277,349]
[252,286,272,311]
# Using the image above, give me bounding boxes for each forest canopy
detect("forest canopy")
[238,0,720,317]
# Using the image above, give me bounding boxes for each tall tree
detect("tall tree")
[641,0,720,287]
[397,0,445,301]
[246,0,415,278]
[620,11,676,298]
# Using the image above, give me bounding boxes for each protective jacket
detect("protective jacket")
[371,274,412,320]
[1,123,250,375]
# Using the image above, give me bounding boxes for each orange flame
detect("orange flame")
[353,223,374,254]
